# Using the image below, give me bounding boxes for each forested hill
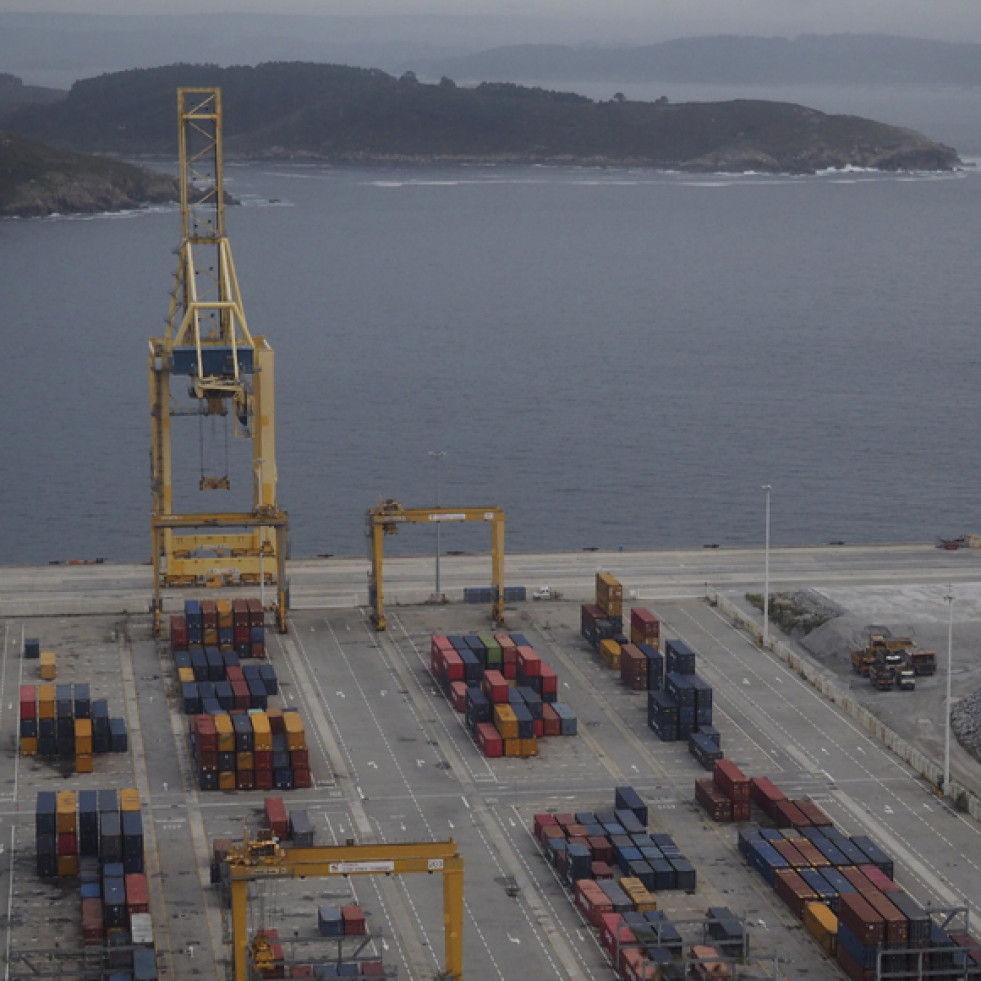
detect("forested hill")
[0,62,961,175]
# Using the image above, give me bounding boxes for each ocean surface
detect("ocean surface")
[3,84,981,565]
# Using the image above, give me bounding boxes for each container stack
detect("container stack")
[580,572,625,652]
[431,632,576,758]
[36,788,157,978]
[643,639,715,749]
[19,683,128,769]
[532,787,697,980]
[177,653,279,715]
[171,597,265,660]
[189,708,311,792]
[734,773,974,981]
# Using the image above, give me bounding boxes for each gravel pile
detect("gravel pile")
[952,689,981,760]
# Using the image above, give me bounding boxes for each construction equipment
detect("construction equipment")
[223,833,464,981]
[366,499,505,630]
[148,88,288,633]
[850,632,935,689]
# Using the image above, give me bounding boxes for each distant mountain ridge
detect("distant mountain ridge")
[422,34,981,86]
[0,64,960,180]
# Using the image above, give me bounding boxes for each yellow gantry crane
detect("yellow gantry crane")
[224,834,464,981]
[366,499,505,630]
[148,88,288,632]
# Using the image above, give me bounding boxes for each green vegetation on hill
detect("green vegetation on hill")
[0,62,960,175]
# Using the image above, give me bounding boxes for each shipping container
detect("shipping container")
[838,891,886,947]
[804,900,838,956]
[773,868,818,919]
[713,759,750,802]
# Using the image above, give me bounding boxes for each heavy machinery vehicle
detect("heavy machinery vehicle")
[850,632,934,690]
[149,88,288,633]
[223,832,464,981]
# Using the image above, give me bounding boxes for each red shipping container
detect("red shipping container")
[57,832,77,856]
[252,641,266,659]
[476,722,503,758]
[247,598,264,627]
[19,686,36,720]
[516,646,541,677]
[794,839,830,868]
[630,607,660,644]
[860,864,899,892]
[839,891,886,947]
[290,749,309,768]
[341,906,366,936]
[170,615,188,651]
[125,873,150,915]
[950,934,981,966]
[293,767,312,789]
[621,948,659,981]
[502,661,517,681]
[591,861,614,879]
[500,641,518,665]
[575,879,613,927]
[731,799,751,822]
[226,665,244,683]
[533,718,544,738]
[864,889,908,946]
[431,634,453,657]
[840,866,877,897]
[442,650,464,682]
[713,759,750,801]
[232,599,250,627]
[290,967,315,978]
[541,704,561,736]
[201,599,218,628]
[481,670,509,703]
[234,625,251,646]
[197,750,218,771]
[599,912,635,957]
[236,770,254,790]
[264,796,289,838]
[255,769,273,790]
[254,750,272,769]
[539,664,558,695]
[231,680,251,711]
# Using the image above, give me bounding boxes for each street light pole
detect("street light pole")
[944,585,954,796]
[762,484,772,648]
[429,450,446,597]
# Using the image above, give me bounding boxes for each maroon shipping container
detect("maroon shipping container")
[200,599,218,629]
[588,836,614,864]
[81,897,104,944]
[231,680,250,711]
[695,778,733,822]
[793,797,833,827]
[293,767,312,789]
[839,891,886,947]
[247,598,264,627]
[533,813,558,841]
[539,664,558,695]
[732,799,751,822]
[592,860,614,879]
[619,644,648,691]
[581,603,604,633]
[773,868,817,919]
[553,812,576,827]
[713,759,751,802]
[125,872,150,916]
[232,599,250,627]
[565,823,588,838]
[840,866,878,897]
[290,749,309,769]
[449,681,468,713]
[264,796,289,839]
[771,798,809,829]
[863,889,908,946]
[441,650,464,683]
[749,775,785,818]
[630,607,660,645]
[576,879,614,928]
[599,912,635,958]
[236,770,254,790]
[793,839,830,868]
[57,832,77,856]
[234,625,251,646]
[194,714,218,752]
[950,933,981,966]
[772,839,809,869]
[341,905,366,936]
[170,615,188,651]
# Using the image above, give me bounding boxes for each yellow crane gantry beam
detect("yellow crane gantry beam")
[225,837,464,981]
[366,500,505,630]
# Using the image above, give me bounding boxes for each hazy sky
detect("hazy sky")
[5,0,981,43]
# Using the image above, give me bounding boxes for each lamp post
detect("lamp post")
[255,457,265,610]
[429,450,446,596]
[944,586,954,796]
[762,484,772,648]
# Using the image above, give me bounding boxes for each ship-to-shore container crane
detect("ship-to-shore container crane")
[148,88,288,632]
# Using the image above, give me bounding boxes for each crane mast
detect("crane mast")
[149,88,288,631]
